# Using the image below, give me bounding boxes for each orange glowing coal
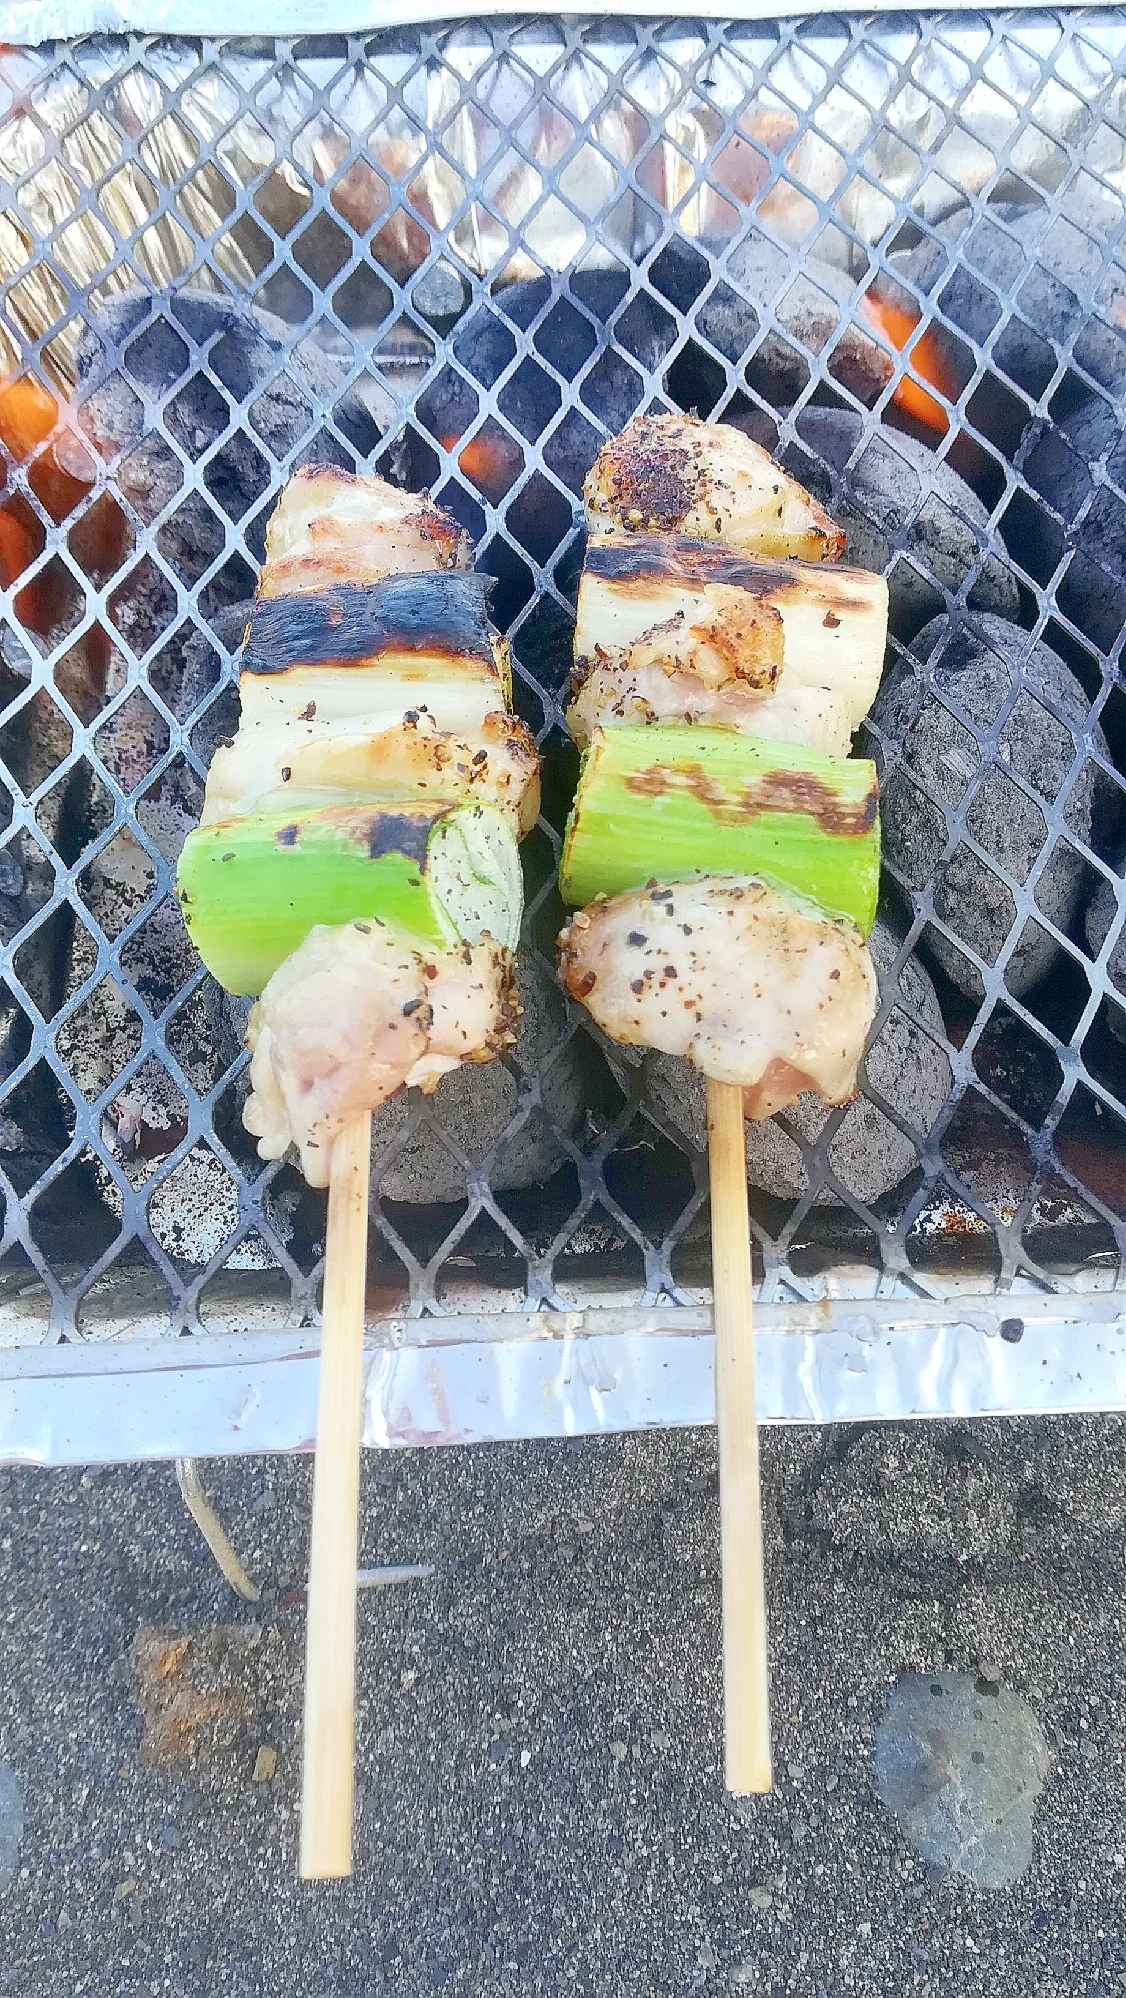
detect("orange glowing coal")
[859,289,955,436]
[0,374,123,694]
[442,429,520,497]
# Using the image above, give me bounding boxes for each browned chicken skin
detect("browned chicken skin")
[583,413,846,561]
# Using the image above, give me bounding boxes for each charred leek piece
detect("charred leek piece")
[584,413,846,561]
[573,534,887,734]
[177,800,522,995]
[237,574,511,729]
[559,724,879,935]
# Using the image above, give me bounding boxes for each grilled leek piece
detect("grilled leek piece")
[584,412,846,561]
[559,722,879,934]
[176,799,522,995]
[571,533,887,738]
[235,574,511,730]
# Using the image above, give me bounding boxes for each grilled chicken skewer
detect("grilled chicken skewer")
[176,464,538,1875]
[562,413,890,1792]
[179,475,533,1175]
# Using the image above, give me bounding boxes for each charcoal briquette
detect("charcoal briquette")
[1085,871,1126,1044]
[784,408,1019,641]
[870,611,1113,999]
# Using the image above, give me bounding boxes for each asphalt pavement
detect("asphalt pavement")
[0,1414,1123,1996]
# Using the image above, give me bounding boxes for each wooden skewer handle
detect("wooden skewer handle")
[706,1077,773,1794]
[300,1111,372,1879]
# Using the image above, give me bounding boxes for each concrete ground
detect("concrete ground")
[0,1415,1123,1996]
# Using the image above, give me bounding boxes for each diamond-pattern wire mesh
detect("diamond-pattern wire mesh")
[1,14,1126,1343]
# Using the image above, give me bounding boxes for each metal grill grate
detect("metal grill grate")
[2,14,1126,1346]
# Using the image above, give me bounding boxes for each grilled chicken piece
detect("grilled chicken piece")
[584,413,846,561]
[235,573,510,731]
[259,466,468,596]
[405,940,522,1094]
[243,920,519,1186]
[567,663,852,754]
[558,877,876,1117]
[203,709,541,834]
[572,533,887,735]
[577,577,785,694]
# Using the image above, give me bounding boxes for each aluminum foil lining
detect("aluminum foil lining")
[7,0,1123,40]
[3,22,1120,386]
[3,1286,1125,1466]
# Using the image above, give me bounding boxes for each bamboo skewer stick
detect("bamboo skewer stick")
[706,1076,773,1795]
[300,1110,372,1880]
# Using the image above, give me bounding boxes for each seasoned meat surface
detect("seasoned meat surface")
[583,413,846,561]
[259,466,469,597]
[567,662,852,755]
[558,877,876,1117]
[204,709,541,833]
[576,577,785,693]
[243,920,518,1185]
[573,531,887,731]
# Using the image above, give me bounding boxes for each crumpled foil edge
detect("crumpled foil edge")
[6,0,1062,47]
[1,1293,1123,1465]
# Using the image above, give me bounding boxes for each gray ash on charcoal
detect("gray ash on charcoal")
[579,237,923,432]
[645,920,950,1209]
[75,290,381,640]
[881,202,1090,492]
[1020,393,1126,651]
[73,615,247,1195]
[58,735,231,1186]
[703,236,900,414]
[891,205,1071,408]
[27,589,252,1244]
[773,407,1019,644]
[0,633,124,1209]
[971,1006,1064,1128]
[896,198,1126,415]
[0,608,119,1033]
[869,611,1117,1001]
[871,199,1126,513]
